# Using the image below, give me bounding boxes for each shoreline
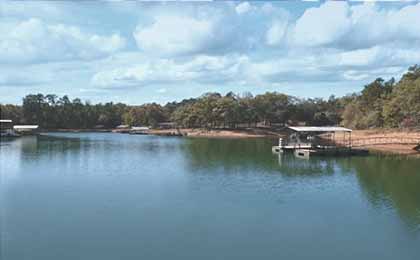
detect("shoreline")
[42,128,420,156]
[349,129,420,156]
[149,128,281,138]
[45,127,283,138]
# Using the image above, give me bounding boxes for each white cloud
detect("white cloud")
[291,2,420,49]
[91,55,251,88]
[338,47,381,67]
[132,4,290,57]
[90,50,350,90]
[0,65,53,86]
[0,18,126,64]
[133,14,214,56]
[235,2,252,15]
[0,2,63,20]
[2,1,420,103]
[292,1,351,47]
[266,20,288,46]
[343,71,370,81]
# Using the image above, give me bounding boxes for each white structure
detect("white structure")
[130,126,150,135]
[287,126,352,133]
[272,126,353,154]
[1,119,19,137]
[131,126,150,131]
[13,125,39,134]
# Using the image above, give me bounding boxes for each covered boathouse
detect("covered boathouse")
[272,126,366,157]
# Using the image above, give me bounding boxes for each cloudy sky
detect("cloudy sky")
[1,0,420,105]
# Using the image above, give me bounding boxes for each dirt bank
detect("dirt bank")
[148,128,282,138]
[350,129,420,155]
[45,128,420,156]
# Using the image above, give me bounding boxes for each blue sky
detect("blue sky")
[1,0,420,105]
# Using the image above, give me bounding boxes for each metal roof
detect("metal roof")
[287,126,352,132]
[13,125,39,129]
[131,126,150,130]
[0,119,13,123]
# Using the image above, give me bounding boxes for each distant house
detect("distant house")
[131,126,150,131]
[130,126,150,135]
[112,124,131,133]
[158,122,176,129]
[13,125,39,135]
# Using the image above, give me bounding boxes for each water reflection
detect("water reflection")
[181,138,278,171]
[181,137,420,228]
[3,134,420,232]
[2,133,420,260]
[340,156,420,229]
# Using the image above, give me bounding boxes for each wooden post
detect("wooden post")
[350,131,352,148]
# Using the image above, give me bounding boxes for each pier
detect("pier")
[272,126,368,157]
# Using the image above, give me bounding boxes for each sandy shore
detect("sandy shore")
[48,128,113,132]
[350,129,420,155]
[45,128,420,156]
[148,128,281,138]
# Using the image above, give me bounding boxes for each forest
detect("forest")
[1,65,420,130]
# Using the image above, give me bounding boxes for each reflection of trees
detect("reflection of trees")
[182,138,338,177]
[25,135,83,156]
[183,138,420,227]
[339,156,420,227]
[181,138,277,172]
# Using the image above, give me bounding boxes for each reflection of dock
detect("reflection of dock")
[272,126,368,158]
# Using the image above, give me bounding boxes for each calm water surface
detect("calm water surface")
[1,133,420,260]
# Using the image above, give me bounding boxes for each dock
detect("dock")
[272,126,368,157]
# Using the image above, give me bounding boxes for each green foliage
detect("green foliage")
[0,104,22,124]
[341,65,420,129]
[124,103,167,127]
[12,94,128,129]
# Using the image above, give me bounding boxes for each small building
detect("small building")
[13,125,39,135]
[158,122,176,129]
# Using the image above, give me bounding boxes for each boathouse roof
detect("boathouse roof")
[13,125,39,129]
[287,126,352,132]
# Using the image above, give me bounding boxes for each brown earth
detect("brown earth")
[46,127,420,156]
[350,129,420,155]
[148,128,281,138]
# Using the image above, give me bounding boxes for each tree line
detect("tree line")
[1,65,420,130]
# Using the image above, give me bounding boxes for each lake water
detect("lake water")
[1,133,420,260]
